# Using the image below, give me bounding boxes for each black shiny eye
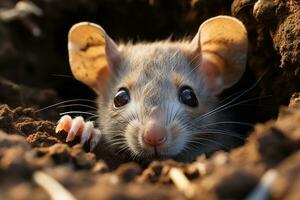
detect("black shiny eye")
[114,88,130,108]
[179,86,198,107]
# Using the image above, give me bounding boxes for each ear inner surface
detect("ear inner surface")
[199,53,225,95]
[68,22,119,94]
[197,16,248,95]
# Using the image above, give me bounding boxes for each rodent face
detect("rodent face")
[68,17,248,160]
[101,43,217,159]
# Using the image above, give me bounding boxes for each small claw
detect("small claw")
[90,129,101,151]
[66,116,84,142]
[80,121,94,145]
[55,115,72,133]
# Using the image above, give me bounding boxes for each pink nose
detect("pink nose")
[143,121,167,146]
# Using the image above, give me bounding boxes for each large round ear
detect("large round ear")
[68,22,121,94]
[192,16,248,95]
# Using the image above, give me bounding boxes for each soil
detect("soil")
[0,97,300,199]
[0,0,299,199]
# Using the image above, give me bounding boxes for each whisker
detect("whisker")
[87,115,98,121]
[106,139,127,149]
[190,129,245,141]
[36,99,97,112]
[59,111,97,116]
[184,139,214,152]
[110,140,128,145]
[189,71,268,124]
[181,95,271,131]
[116,144,131,155]
[57,104,97,110]
[218,88,249,105]
[191,137,230,151]
[108,135,126,140]
[110,141,127,146]
[50,74,74,78]
[182,142,202,152]
[117,111,140,129]
[104,130,126,136]
[196,121,253,129]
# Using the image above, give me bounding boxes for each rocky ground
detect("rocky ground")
[0,0,299,199]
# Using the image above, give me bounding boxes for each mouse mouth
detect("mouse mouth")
[145,147,170,160]
[154,147,159,157]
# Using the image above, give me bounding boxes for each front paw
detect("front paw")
[55,115,101,151]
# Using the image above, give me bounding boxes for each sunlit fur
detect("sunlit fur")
[97,41,227,161]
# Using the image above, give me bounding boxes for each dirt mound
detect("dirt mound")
[0,94,299,199]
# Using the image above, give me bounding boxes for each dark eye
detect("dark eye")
[114,88,130,108]
[179,86,198,107]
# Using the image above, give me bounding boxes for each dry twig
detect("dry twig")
[245,169,278,200]
[0,1,42,36]
[169,167,196,199]
[33,171,77,200]
[0,1,42,21]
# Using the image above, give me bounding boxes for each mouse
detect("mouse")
[55,15,248,162]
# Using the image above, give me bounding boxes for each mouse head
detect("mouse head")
[68,16,248,159]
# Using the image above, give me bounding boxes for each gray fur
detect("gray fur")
[96,41,237,161]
